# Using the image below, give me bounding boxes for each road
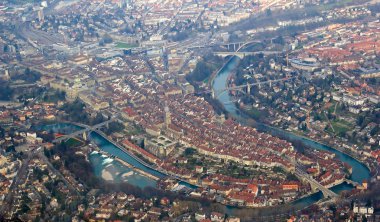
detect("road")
[295,165,338,198]
[0,155,32,219]
[37,152,80,195]
[0,144,83,219]
[203,77,295,98]
[53,118,116,143]
[18,22,66,47]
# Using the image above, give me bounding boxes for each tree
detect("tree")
[187,61,212,82]
[286,173,298,181]
[171,30,190,42]
[266,8,272,17]
[92,112,105,125]
[0,82,13,100]
[370,125,379,136]
[273,36,285,45]
[356,115,365,127]
[184,148,197,156]
[99,34,113,46]
[104,122,125,135]
[0,126,4,138]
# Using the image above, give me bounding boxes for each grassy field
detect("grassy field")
[240,107,264,120]
[115,42,138,49]
[328,119,353,135]
[316,0,361,10]
[64,138,83,147]
[326,101,337,113]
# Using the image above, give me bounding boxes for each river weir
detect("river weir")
[35,123,158,188]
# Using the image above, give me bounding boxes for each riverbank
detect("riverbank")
[224,75,371,177]
[211,55,371,213]
[209,55,236,89]
[90,145,160,182]
[90,130,166,178]
[114,156,160,181]
[221,56,372,180]
[259,122,372,175]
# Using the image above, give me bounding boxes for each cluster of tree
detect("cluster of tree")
[186,54,224,83]
[43,89,66,103]
[188,61,212,82]
[234,53,274,86]
[37,131,55,143]
[33,167,49,182]
[170,30,190,42]
[369,3,380,15]
[227,5,321,33]
[238,106,265,121]
[60,99,106,125]
[60,99,88,122]
[103,122,125,135]
[185,55,228,116]
[183,147,197,157]
[354,111,380,147]
[0,82,13,100]
[286,173,298,181]
[204,94,228,116]
[46,142,216,209]
[16,87,45,104]
[357,110,380,127]
[99,34,113,46]
[11,68,41,83]
[0,126,4,138]
[272,35,285,45]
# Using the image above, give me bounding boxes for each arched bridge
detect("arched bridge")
[53,117,118,143]
[187,40,261,51]
[214,50,282,59]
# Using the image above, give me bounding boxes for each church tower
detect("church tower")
[4,69,9,80]
[164,104,171,128]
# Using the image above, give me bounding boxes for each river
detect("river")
[35,123,158,188]
[34,55,370,215]
[211,56,370,210]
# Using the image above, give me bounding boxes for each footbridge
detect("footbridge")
[344,179,360,187]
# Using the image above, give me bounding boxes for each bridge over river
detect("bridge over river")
[192,77,295,99]
[53,118,117,143]
[214,50,282,59]
[295,167,338,198]
[52,120,198,187]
